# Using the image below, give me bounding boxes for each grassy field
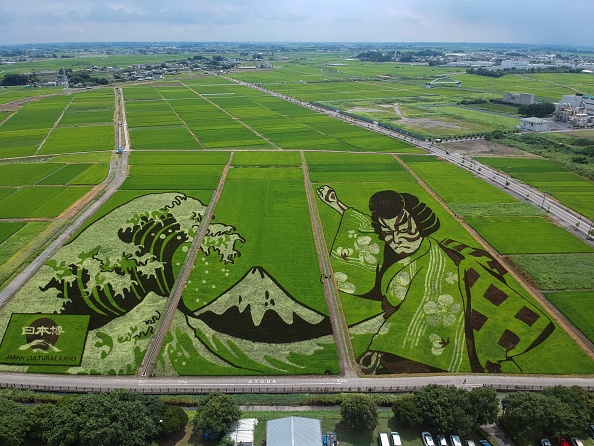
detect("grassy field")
[509,253,594,291]
[465,216,594,254]
[545,290,594,344]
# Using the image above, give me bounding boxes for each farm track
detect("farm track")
[138,152,235,377]
[300,151,357,377]
[34,96,74,156]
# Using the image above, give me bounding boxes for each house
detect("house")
[519,117,550,132]
[266,416,323,446]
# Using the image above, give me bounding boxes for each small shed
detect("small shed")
[519,117,550,132]
[266,416,323,446]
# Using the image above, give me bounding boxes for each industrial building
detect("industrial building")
[554,94,594,127]
[503,92,535,105]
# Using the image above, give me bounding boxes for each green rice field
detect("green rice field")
[464,216,594,254]
[1,66,594,377]
[545,290,594,344]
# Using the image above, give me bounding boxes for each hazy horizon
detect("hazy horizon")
[0,0,592,48]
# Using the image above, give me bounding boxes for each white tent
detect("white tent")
[226,418,258,446]
[266,416,323,446]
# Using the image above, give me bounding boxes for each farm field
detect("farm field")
[478,157,594,218]
[0,149,225,373]
[157,162,338,376]
[123,83,419,153]
[0,152,111,291]
[0,64,594,378]
[545,291,594,344]
[509,253,594,291]
[310,152,591,374]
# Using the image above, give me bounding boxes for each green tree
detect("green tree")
[518,102,556,117]
[340,394,378,431]
[42,390,162,446]
[413,385,475,434]
[26,403,55,441]
[0,397,28,446]
[192,393,241,438]
[1,73,35,86]
[392,394,423,428]
[218,436,235,446]
[469,386,499,426]
[500,391,545,438]
[160,405,189,437]
[541,386,593,436]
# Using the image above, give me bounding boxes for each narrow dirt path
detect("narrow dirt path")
[300,151,357,377]
[138,152,235,377]
[34,96,74,156]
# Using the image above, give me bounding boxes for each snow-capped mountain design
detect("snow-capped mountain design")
[193,266,333,343]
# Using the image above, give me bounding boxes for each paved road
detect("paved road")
[2,371,594,394]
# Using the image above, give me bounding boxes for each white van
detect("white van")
[391,432,402,446]
[378,433,391,446]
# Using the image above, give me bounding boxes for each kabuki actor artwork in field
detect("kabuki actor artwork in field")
[317,185,555,374]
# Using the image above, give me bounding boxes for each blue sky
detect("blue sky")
[0,0,592,46]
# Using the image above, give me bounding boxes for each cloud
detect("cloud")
[0,0,591,45]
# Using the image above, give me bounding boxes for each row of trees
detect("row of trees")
[1,73,39,86]
[501,386,594,438]
[2,386,593,445]
[0,390,188,446]
[340,385,498,434]
[340,385,594,439]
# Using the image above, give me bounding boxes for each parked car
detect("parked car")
[422,432,435,446]
[465,441,475,446]
[479,441,492,446]
[391,432,402,446]
[437,435,448,446]
[571,438,584,446]
[558,438,571,446]
[450,435,462,446]
[541,439,552,446]
[588,425,594,440]
[378,433,391,446]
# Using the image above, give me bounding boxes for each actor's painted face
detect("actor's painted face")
[377,209,423,255]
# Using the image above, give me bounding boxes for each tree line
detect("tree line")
[341,385,594,439]
[1,385,593,445]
